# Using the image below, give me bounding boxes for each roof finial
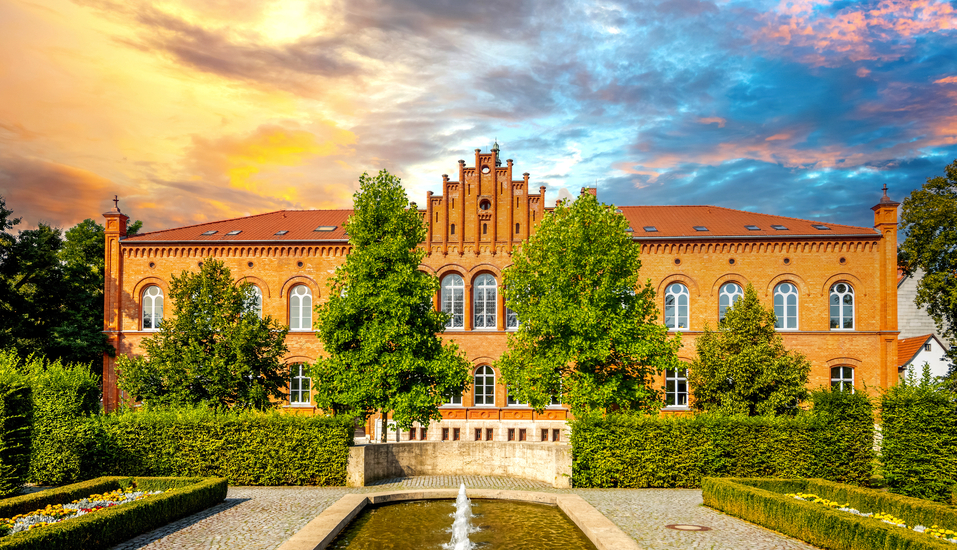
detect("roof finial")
[113,195,119,209]
[882,183,888,197]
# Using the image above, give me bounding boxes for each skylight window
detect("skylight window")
[812,224,831,230]
[225,230,242,236]
[201,230,217,236]
[615,209,623,213]
[745,225,760,231]
[275,230,289,235]
[314,226,337,232]
[625,227,634,232]
[693,226,708,231]
[771,225,788,230]
[643,226,658,232]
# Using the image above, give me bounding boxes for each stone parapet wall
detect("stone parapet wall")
[347,442,572,488]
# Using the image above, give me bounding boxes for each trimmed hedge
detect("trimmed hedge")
[0,361,32,497]
[85,408,353,485]
[0,476,226,550]
[572,398,875,488]
[703,477,957,550]
[881,375,957,503]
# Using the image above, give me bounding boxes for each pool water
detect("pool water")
[328,499,598,550]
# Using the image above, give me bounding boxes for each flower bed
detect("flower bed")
[703,477,957,550]
[0,476,226,550]
[785,492,957,544]
[0,487,166,538]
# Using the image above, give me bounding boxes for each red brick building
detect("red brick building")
[102,146,900,441]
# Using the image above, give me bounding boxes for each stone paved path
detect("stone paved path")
[108,477,820,550]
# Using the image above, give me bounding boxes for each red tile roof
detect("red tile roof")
[898,334,934,368]
[619,205,877,238]
[124,210,351,242]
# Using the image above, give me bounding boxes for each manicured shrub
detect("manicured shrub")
[703,477,957,550]
[22,355,99,485]
[0,352,32,497]
[0,476,226,550]
[571,398,874,488]
[881,370,957,503]
[85,407,352,485]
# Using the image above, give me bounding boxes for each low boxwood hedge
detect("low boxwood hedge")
[0,476,227,550]
[702,477,957,550]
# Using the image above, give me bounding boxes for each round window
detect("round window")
[835,283,847,293]
[481,166,490,174]
[479,199,491,211]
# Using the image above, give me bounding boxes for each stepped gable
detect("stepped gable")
[618,205,878,238]
[123,209,352,242]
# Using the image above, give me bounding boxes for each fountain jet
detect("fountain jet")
[445,484,473,550]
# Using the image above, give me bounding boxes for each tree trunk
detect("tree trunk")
[380,410,387,443]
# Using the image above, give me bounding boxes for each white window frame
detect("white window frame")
[289,363,311,405]
[719,282,744,322]
[442,274,465,330]
[247,285,263,319]
[506,385,528,407]
[142,285,164,331]
[664,283,690,330]
[474,365,495,406]
[506,306,520,330]
[445,393,463,406]
[664,368,689,408]
[289,285,312,331]
[830,366,854,393]
[774,282,799,330]
[473,274,497,330]
[829,283,854,330]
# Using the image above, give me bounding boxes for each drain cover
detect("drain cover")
[665,524,712,532]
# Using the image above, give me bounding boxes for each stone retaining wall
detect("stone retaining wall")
[347,442,572,488]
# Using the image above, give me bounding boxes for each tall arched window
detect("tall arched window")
[247,285,263,319]
[289,285,312,331]
[774,283,798,329]
[831,366,854,392]
[664,283,689,330]
[474,365,495,406]
[473,274,497,329]
[142,285,164,331]
[289,363,311,405]
[829,283,854,330]
[441,274,465,329]
[718,282,744,322]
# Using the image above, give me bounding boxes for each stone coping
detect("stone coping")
[276,488,641,550]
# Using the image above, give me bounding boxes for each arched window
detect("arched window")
[664,283,689,330]
[774,283,798,329]
[289,363,311,405]
[829,283,854,330]
[831,366,854,392]
[441,274,465,329]
[718,282,744,322]
[289,285,312,331]
[474,365,495,406]
[247,285,263,319]
[665,368,688,407]
[142,285,164,331]
[473,274,497,329]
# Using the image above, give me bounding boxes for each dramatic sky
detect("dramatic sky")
[2,0,956,233]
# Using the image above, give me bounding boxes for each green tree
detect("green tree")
[313,170,471,440]
[117,258,289,410]
[497,192,681,417]
[688,284,811,416]
[898,159,957,377]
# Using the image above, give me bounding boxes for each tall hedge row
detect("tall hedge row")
[572,390,874,488]
[84,408,353,486]
[881,373,957,503]
[0,355,32,497]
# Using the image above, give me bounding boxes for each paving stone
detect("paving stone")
[108,477,821,550]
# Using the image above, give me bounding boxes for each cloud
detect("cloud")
[0,156,116,228]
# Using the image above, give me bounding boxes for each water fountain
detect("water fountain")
[445,484,473,550]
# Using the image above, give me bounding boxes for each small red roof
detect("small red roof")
[619,205,878,238]
[898,334,935,368]
[124,210,351,242]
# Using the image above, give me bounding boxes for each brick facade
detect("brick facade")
[102,147,900,440]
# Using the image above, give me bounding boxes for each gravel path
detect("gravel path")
[109,477,820,550]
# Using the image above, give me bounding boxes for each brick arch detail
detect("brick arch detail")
[131,276,170,302]
[280,275,320,299]
[826,356,863,368]
[468,263,503,279]
[471,358,498,375]
[657,274,701,298]
[283,354,314,366]
[820,273,866,297]
[418,263,438,275]
[766,273,810,297]
[470,268,502,287]
[237,275,271,298]
[709,273,751,297]
[437,265,469,282]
